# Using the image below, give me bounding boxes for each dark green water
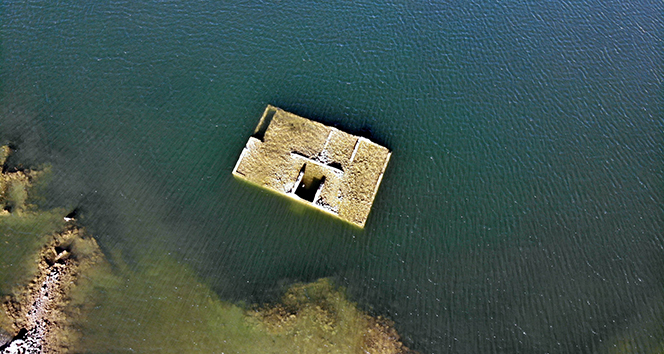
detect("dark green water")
[1,0,663,352]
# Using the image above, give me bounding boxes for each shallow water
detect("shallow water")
[1,0,663,352]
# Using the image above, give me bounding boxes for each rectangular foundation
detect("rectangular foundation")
[233,105,391,228]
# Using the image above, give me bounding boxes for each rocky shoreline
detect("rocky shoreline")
[0,146,102,353]
[1,225,102,354]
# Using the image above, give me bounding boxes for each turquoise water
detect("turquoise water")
[1,0,663,352]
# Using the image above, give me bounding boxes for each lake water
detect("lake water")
[1,0,662,352]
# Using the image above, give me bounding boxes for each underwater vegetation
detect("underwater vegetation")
[71,253,413,354]
[0,145,67,326]
[0,145,413,353]
[0,145,103,353]
[2,140,664,354]
[4,143,660,353]
[601,300,664,354]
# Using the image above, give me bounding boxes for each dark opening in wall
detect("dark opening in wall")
[295,173,325,202]
[328,161,343,171]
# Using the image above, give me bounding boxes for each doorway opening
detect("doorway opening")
[294,164,326,202]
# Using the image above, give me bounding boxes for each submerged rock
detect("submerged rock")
[250,278,415,354]
[0,328,41,354]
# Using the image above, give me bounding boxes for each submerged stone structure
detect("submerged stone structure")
[232,105,391,228]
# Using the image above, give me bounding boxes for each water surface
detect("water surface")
[1,0,663,352]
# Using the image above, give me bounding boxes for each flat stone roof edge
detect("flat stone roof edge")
[265,104,391,153]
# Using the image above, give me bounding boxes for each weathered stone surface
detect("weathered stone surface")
[233,105,391,227]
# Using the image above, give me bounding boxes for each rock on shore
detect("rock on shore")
[1,225,103,354]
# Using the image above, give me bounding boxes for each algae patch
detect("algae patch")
[0,145,103,353]
[600,300,664,354]
[0,146,67,328]
[0,145,41,215]
[249,278,411,354]
[72,253,414,354]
